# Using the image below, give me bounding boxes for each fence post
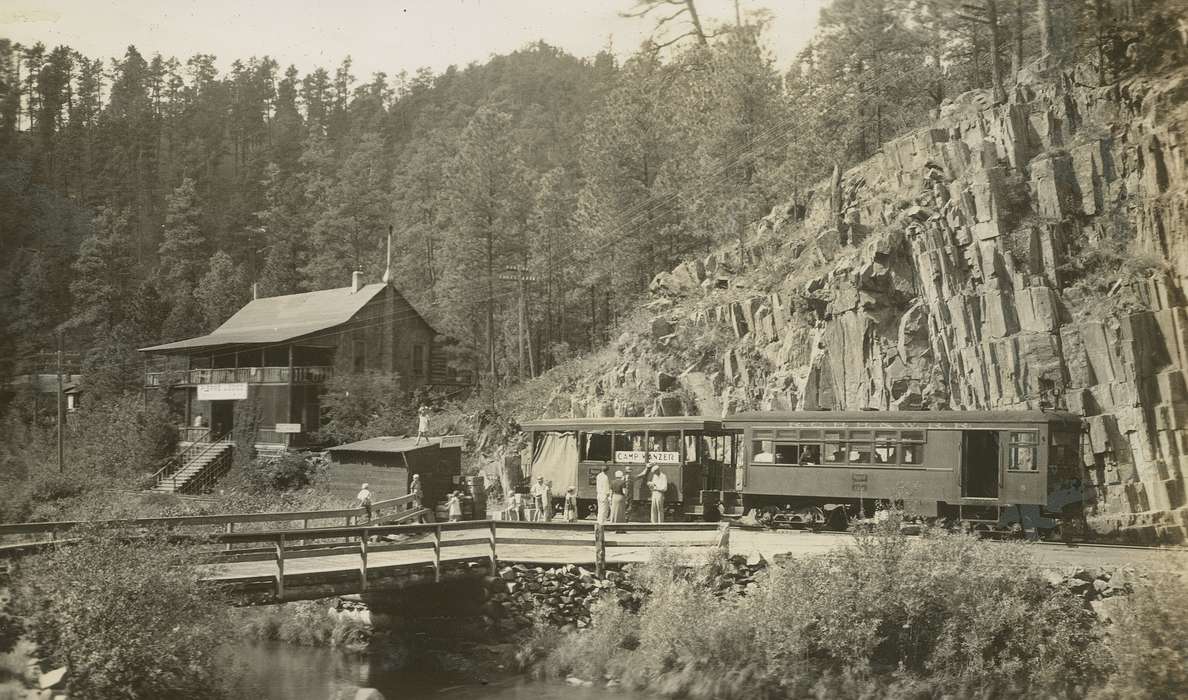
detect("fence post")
[359,529,369,592]
[594,523,606,579]
[275,535,286,601]
[433,524,442,583]
[344,515,352,544]
[717,521,731,552]
[224,522,234,552]
[488,521,498,572]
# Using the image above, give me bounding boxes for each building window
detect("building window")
[1009,431,1039,471]
[353,331,366,372]
[412,344,425,376]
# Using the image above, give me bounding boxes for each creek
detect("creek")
[224,642,641,700]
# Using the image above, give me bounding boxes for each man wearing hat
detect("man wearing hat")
[356,483,374,522]
[647,464,668,523]
[610,470,627,523]
[530,476,552,522]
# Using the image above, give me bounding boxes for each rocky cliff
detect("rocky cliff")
[526,64,1188,543]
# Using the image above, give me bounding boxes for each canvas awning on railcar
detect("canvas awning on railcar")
[530,431,579,492]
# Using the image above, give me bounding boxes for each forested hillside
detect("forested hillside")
[3,0,1176,399]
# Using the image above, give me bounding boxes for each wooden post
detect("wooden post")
[359,529,369,592]
[275,536,286,600]
[594,523,606,579]
[345,515,352,544]
[488,521,498,572]
[224,522,234,552]
[433,524,442,583]
[717,521,731,552]
[302,518,309,546]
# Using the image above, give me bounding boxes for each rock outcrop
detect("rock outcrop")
[531,65,1188,544]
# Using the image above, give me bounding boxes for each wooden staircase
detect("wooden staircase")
[150,435,233,494]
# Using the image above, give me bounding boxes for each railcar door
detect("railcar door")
[960,431,1000,499]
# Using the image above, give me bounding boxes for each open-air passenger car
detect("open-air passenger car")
[521,416,740,519]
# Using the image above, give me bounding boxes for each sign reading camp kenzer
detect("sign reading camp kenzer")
[197,383,249,401]
[614,450,679,464]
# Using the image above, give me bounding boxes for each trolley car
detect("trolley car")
[724,410,1085,533]
[521,416,740,520]
[523,410,1085,534]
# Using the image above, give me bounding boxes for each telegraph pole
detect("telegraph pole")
[56,333,64,474]
[498,265,538,379]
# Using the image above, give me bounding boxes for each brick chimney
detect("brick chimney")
[352,271,363,293]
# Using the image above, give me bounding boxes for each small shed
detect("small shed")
[325,436,462,507]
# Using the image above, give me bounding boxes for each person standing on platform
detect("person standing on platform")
[447,491,463,522]
[610,471,626,523]
[564,487,578,522]
[648,465,668,523]
[409,474,423,509]
[415,405,431,444]
[531,476,549,521]
[595,464,611,524]
[356,483,374,522]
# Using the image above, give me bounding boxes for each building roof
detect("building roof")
[140,283,390,353]
[326,436,443,454]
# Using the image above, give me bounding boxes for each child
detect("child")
[415,405,430,444]
[564,487,578,522]
[447,491,463,522]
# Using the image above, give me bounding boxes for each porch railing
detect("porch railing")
[145,366,333,387]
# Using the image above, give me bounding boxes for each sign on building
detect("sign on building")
[439,435,465,449]
[614,450,679,465]
[275,423,302,433]
[197,383,249,401]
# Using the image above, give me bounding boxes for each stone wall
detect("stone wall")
[534,65,1188,543]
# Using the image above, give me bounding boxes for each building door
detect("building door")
[210,400,235,438]
[961,431,1000,499]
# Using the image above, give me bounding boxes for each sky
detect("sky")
[0,0,826,79]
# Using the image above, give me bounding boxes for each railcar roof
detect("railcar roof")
[521,416,723,431]
[724,410,1082,426]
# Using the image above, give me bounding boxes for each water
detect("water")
[225,643,640,700]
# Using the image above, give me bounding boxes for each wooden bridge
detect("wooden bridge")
[0,497,729,603]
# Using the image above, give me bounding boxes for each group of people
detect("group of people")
[595,463,668,524]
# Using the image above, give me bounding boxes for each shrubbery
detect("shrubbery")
[535,525,1124,699]
[232,600,370,650]
[13,527,229,699]
[242,451,326,492]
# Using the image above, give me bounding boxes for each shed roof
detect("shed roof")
[140,283,390,353]
[326,436,443,454]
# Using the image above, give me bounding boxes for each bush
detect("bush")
[242,452,324,492]
[12,527,229,699]
[1092,573,1188,699]
[540,526,1110,699]
[232,600,370,650]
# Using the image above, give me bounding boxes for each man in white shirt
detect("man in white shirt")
[530,476,552,521]
[647,465,668,523]
[356,483,373,522]
[595,465,611,524]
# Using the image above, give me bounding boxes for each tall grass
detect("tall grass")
[534,524,1140,699]
[231,601,370,650]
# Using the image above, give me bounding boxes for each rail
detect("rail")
[0,493,420,543]
[149,429,213,485]
[153,430,230,490]
[196,520,729,598]
[145,366,333,387]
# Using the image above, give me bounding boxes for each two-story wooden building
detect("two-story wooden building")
[141,272,465,448]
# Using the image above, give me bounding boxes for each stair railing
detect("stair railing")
[184,444,234,495]
[150,429,211,488]
[160,431,230,492]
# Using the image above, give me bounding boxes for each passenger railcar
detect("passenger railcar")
[521,417,740,519]
[724,410,1085,533]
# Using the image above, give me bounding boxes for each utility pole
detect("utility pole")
[498,265,539,379]
[56,333,64,474]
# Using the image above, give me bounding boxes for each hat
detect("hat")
[411,473,420,479]
[536,476,544,480]
[361,483,369,489]
[614,470,624,478]
[567,486,575,492]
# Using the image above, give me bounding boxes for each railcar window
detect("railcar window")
[584,432,612,462]
[650,431,681,453]
[1009,431,1039,471]
[824,430,845,463]
[752,439,775,463]
[685,435,699,462]
[774,443,800,465]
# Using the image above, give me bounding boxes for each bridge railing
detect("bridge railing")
[0,493,420,549]
[196,519,730,600]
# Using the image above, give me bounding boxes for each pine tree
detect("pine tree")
[194,251,247,331]
[157,177,207,338]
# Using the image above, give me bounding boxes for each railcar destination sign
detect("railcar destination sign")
[614,450,679,464]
